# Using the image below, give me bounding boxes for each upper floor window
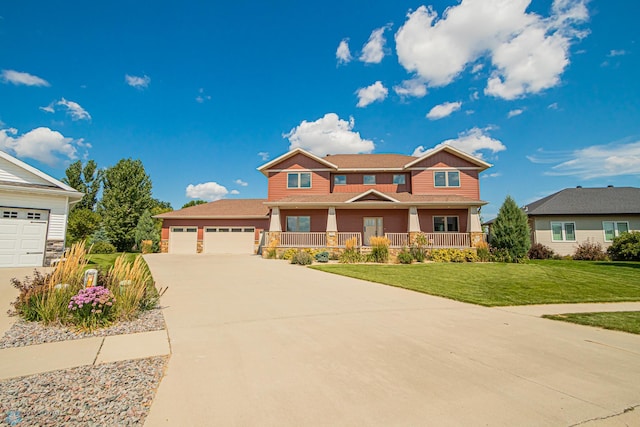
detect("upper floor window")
[603,221,629,242]
[393,174,406,185]
[434,216,459,232]
[551,222,576,241]
[287,172,311,189]
[363,175,376,185]
[286,216,310,232]
[434,171,460,187]
[334,175,346,185]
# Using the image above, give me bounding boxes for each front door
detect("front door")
[363,217,383,245]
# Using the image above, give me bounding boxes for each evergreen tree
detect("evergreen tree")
[490,196,531,261]
[134,209,158,250]
[99,159,153,251]
[89,226,111,244]
[62,160,101,211]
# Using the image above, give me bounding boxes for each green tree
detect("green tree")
[66,208,101,244]
[89,226,111,244]
[62,160,102,211]
[99,159,153,251]
[181,200,207,209]
[490,196,531,262]
[134,209,158,251]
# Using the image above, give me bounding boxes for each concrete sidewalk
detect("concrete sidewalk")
[495,301,640,317]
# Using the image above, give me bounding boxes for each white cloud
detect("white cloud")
[426,101,462,120]
[185,182,229,201]
[57,98,91,121]
[356,81,388,107]
[548,102,559,109]
[0,127,84,166]
[258,151,270,161]
[471,64,484,74]
[1,69,50,87]
[413,126,506,158]
[608,49,627,57]
[125,74,151,89]
[196,88,211,103]
[336,39,352,64]
[360,25,390,64]
[39,102,55,113]
[393,79,427,98]
[470,91,480,100]
[482,172,502,179]
[234,179,248,187]
[395,0,589,99]
[531,140,640,179]
[507,108,524,118]
[230,190,240,195]
[284,113,374,156]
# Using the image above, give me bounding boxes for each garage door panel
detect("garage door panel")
[0,209,48,267]
[204,227,254,254]
[169,227,198,254]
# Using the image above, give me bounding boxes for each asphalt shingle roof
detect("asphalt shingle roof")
[155,199,269,218]
[524,187,640,215]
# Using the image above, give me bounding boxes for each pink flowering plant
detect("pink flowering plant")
[68,286,116,330]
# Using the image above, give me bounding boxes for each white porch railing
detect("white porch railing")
[337,232,362,247]
[423,232,470,248]
[279,232,326,247]
[385,233,409,248]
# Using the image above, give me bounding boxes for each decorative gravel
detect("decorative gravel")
[0,356,167,426]
[0,309,165,349]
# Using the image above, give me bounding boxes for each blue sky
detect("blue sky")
[1,0,638,218]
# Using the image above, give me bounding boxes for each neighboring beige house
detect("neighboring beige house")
[0,150,83,267]
[524,186,640,256]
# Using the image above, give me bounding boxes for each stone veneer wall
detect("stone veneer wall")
[159,240,169,253]
[44,240,64,266]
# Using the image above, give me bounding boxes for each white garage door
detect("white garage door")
[168,227,198,254]
[0,208,49,267]
[203,227,255,254]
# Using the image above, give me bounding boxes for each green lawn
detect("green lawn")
[543,312,640,335]
[86,252,138,270]
[310,260,640,306]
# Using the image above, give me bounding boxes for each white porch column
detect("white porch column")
[326,207,337,232]
[269,207,282,232]
[468,207,482,232]
[408,206,421,232]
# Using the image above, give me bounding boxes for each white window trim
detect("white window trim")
[433,170,461,188]
[602,221,630,242]
[286,172,312,189]
[433,216,460,233]
[393,174,406,185]
[334,175,346,185]
[551,222,576,242]
[363,175,376,185]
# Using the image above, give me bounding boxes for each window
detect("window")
[287,172,311,188]
[551,222,576,241]
[2,211,18,218]
[603,221,629,241]
[433,216,459,232]
[434,171,460,187]
[27,212,42,219]
[393,174,406,185]
[363,175,376,185]
[286,216,310,232]
[334,175,346,185]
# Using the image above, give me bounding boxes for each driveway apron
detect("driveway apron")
[143,255,640,426]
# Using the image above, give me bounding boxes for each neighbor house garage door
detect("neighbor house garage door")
[168,227,198,254]
[0,208,49,267]
[203,227,255,254]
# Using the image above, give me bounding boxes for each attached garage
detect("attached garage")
[203,227,255,254]
[1,151,82,267]
[168,227,198,254]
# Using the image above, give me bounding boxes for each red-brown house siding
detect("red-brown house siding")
[268,170,331,200]
[270,153,331,170]
[411,151,479,169]
[279,209,328,232]
[411,169,480,198]
[330,173,411,194]
[161,218,269,241]
[336,209,408,234]
[418,209,469,233]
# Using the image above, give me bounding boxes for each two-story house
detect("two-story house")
[156,145,491,254]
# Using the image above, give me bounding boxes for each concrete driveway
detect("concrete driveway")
[144,255,640,426]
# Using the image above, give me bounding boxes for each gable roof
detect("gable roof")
[404,145,492,170]
[0,150,83,200]
[524,187,640,215]
[155,198,269,219]
[344,189,400,203]
[257,148,338,175]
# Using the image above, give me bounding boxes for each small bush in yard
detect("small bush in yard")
[89,241,116,254]
[476,242,491,262]
[369,236,390,263]
[291,250,313,265]
[607,231,640,261]
[397,249,413,264]
[68,286,116,329]
[411,233,428,262]
[314,251,329,263]
[528,243,555,260]
[573,241,608,261]
[281,248,298,260]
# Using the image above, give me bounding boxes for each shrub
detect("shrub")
[89,241,116,254]
[411,247,426,262]
[411,233,428,262]
[281,248,298,260]
[397,248,413,264]
[369,236,390,263]
[68,286,116,330]
[339,248,363,264]
[490,195,531,262]
[475,242,491,262]
[573,241,607,261]
[463,249,479,262]
[314,251,329,263]
[607,231,640,261]
[528,243,555,260]
[344,236,358,251]
[291,250,313,265]
[429,248,470,263]
[106,254,155,320]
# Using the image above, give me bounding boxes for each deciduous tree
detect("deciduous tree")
[62,160,101,211]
